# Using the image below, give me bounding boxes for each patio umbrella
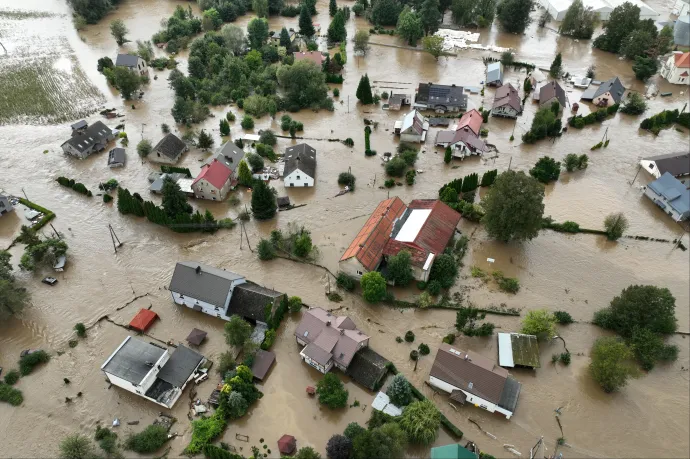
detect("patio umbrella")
[277,434,297,455]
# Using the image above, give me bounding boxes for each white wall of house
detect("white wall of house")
[171,281,243,320]
[491,105,519,118]
[593,91,616,107]
[284,168,314,187]
[644,187,689,221]
[151,150,181,164]
[401,132,423,143]
[540,96,562,109]
[429,375,513,419]
[193,178,231,201]
[661,56,690,85]
[300,349,333,373]
[450,141,481,159]
[338,257,370,279]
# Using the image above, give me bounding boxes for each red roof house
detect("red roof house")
[674,52,690,68]
[456,109,483,137]
[191,159,233,201]
[129,309,158,332]
[294,51,326,67]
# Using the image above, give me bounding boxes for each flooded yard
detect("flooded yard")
[0,0,688,457]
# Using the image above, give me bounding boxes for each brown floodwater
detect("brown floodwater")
[0,0,688,457]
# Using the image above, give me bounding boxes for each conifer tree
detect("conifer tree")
[356,74,373,104]
[251,180,277,220]
[299,4,316,37]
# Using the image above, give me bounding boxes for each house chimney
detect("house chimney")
[326,320,331,326]
[195,266,202,274]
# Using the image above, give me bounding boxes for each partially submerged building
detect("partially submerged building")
[0,194,14,217]
[414,83,468,113]
[643,172,690,221]
[394,110,429,143]
[192,159,233,201]
[639,152,690,185]
[486,62,504,87]
[580,76,625,107]
[491,83,522,119]
[61,121,114,159]
[101,336,205,408]
[434,109,487,159]
[536,81,567,110]
[283,143,317,187]
[293,51,325,67]
[151,133,188,164]
[116,53,148,76]
[387,93,411,111]
[107,148,126,168]
[168,261,285,323]
[498,333,540,369]
[429,344,521,419]
[660,51,690,85]
[538,0,657,19]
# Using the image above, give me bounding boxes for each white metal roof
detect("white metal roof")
[394,209,431,242]
[498,333,514,367]
[372,392,403,416]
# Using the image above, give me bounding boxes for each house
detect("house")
[387,93,411,111]
[491,84,522,118]
[539,0,612,20]
[673,0,690,16]
[394,110,429,143]
[149,173,190,194]
[528,69,546,88]
[497,333,540,369]
[168,261,285,323]
[151,133,188,164]
[294,307,370,374]
[639,152,690,185]
[372,392,403,416]
[0,194,14,217]
[107,148,126,168]
[486,62,504,87]
[431,444,478,459]
[455,109,484,137]
[192,159,233,201]
[570,75,592,89]
[70,119,88,135]
[293,51,325,67]
[604,0,659,18]
[339,198,461,282]
[580,76,625,106]
[115,53,148,76]
[661,52,690,85]
[60,121,114,159]
[429,343,522,419]
[208,141,245,175]
[101,336,205,408]
[675,14,690,46]
[414,83,468,113]
[434,128,487,159]
[644,172,690,221]
[537,81,567,110]
[283,143,316,187]
[270,29,296,45]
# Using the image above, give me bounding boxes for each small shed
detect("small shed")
[372,392,403,416]
[277,435,297,455]
[186,328,207,346]
[129,309,159,332]
[277,196,291,209]
[251,349,276,381]
[431,444,478,459]
[498,332,540,368]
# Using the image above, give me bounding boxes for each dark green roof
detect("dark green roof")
[431,444,477,459]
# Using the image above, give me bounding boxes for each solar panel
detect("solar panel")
[429,87,450,98]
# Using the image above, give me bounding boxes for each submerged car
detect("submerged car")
[42,277,58,286]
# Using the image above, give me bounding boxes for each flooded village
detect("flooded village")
[0,0,689,457]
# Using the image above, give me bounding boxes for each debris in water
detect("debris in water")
[112,418,120,427]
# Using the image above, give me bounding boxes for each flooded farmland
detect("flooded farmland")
[0,0,689,457]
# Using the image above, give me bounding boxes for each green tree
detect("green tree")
[0,250,30,319]
[330,0,338,16]
[593,2,641,53]
[455,306,495,336]
[316,373,348,408]
[564,153,580,172]
[422,35,444,60]
[398,399,441,445]
[112,66,142,100]
[326,434,352,459]
[621,29,652,59]
[632,56,657,81]
[386,373,413,406]
[603,212,628,240]
[352,423,407,459]
[521,309,556,340]
[137,139,152,158]
[620,92,647,115]
[110,19,129,46]
[558,0,597,39]
[247,18,269,49]
[219,118,230,136]
[237,160,253,186]
[276,60,331,110]
[197,129,214,151]
[136,40,154,63]
[356,74,374,104]
[295,447,322,459]
[444,146,452,164]
[59,434,94,459]
[549,52,562,78]
[630,326,678,370]
[251,180,277,220]
[371,0,402,25]
[496,0,532,33]
[279,27,292,48]
[203,7,223,29]
[397,7,424,46]
[429,253,457,288]
[294,231,313,257]
[481,170,545,242]
[420,0,442,35]
[360,271,387,303]
[354,30,370,55]
[226,391,249,419]
[529,156,561,183]
[221,24,247,55]
[246,153,264,172]
[288,296,302,313]
[225,315,252,347]
[299,4,316,37]
[252,0,269,17]
[257,239,275,260]
[344,422,366,440]
[161,176,192,219]
[589,337,639,392]
[523,77,532,93]
[386,250,413,286]
[19,238,68,271]
[328,10,347,43]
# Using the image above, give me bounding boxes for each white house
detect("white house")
[101,336,205,409]
[394,110,429,143]
[673,0,690,16]
[168,261,285,323]
[491,83,522,119]
[283,143,316,187]
[192,159,233,201]
[116,53,148,76]
[639,152,690,185]
[643,172,690,221]
[0,194,14,217]
[580,76,625,107]
[60,121,114,159]
[661,52,690,85]
[429,343,522,419]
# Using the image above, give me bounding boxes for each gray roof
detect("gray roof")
[168,262,244,308]
[116,53,141,68]
[498,377,521,412]
[539,81,566,107]
[62,121,112,153]
[227,281,284,322]
[648,172,690,216]
[643,152,690,177]
[209,141,245,173]
[346,347,389,390]
[593,76,625,103]
[284,143,316,178]
[71,120,87,130]
[486,62,503,84]
[416,83,467,109]
[303,343,333,366]
[154,133,187,160]
[108,148,126,166]
[150,173,187,193]
[157,344,204,387]
[102,336,166,384]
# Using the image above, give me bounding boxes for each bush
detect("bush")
[426,280,441,296]
[492,271,520,293]
[386,373,413,406]
[125,425,169,453]
[241,115,255,129]
[338,172,356,190]
[360,271,386,303]
[317,373,348,409]
[418,343,430,355]
[95,426,118,454]
[398,399,441,445]
[559,352,571,365]
[74,322,86,338]
[344,422,366,440]
[4,370,20,385]
[405,170,416,185]
[417,292,433,308]
[0,383,23,405]
[589,337,639,392]
[442,334,456,345]
[410,350,419,360]
[384,179,395,188]
[59,434,93,459]
[604,213,628,241]
[261,329,276,350]
[19,350,50,376]
[336,272,356,291]
[289,296,302,313]
[520,309,556,341]
[385,157,407,177]
[404,331,415,342]
[103,194,113,203]
[257,239,276,260]
[554,311,573,324]
[185,413,227,455]
[529,156,561,183]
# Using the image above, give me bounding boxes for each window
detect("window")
[296,175,300,180]
[290,183,294,187]
[356,270,363,275]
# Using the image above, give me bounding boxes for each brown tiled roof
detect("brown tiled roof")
[294,51,325,67]
[340,197,407,271]
[492,83,522,112]
[251,349,275,381]
[430,343,508,406]
[539,81,566,107]
[303,343,332,366]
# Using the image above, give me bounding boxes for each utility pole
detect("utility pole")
[21,187,28,200]
[347,95,350,114]
[108,224,122,253]
[50,223,60,239]
[508,156,512,171]
[630,164,642,186]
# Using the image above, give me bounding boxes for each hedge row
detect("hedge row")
[17,198,55,233]
[160,165,192,177]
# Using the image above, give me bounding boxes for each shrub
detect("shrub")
[521,309,556,340]
[241,115,255,129]
[385,157,407,177]
[554,311,573,324]
[4,370,20,385]
[405,170,416,185]
[333,88,340,97]
[344,422,366,440]
[492,271,520,293]
[18,350,50,376]
[74,322,86,338]
[404,331,415,342]
[442,334,456,345]
[259,129,277,146]
[289,296,302,313]
[226,111,236,121]
[426,280,441,296]
[384,179,395,188]
[360,271,386,303]
[589,337,639,392]
[559,352,571,365]
[398,399,441,445]
[386,373,413,406]
[125,424,169,453]
[185,413,227,454]
[257,239,276,260]
[336,273,356,291]
[410,350,419,360]
[59,435,93,459]
[316,373,348,409]
[396,336,403,343]
[103,194,113,203]
[604,213,628,241]
[95,426,118,454]
[529,156,561,183]
[418,343,430,355]
[338,172,356,190]
[0,383,23,405]
[417,292,433,308]
[261,329,276,350]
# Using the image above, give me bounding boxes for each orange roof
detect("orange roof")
[129,309,158,332]
[674,52,690,68]
[340,197,407,271]
[294,51,325,67]
[456,109,483,137]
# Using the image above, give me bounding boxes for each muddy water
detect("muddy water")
[0,0,689,457]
